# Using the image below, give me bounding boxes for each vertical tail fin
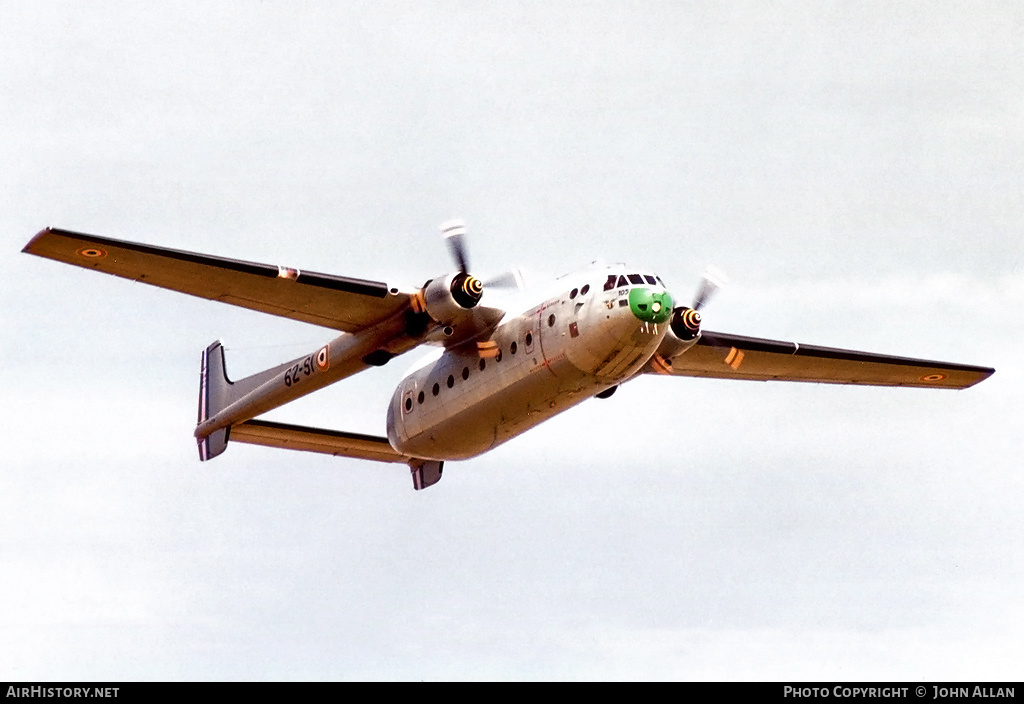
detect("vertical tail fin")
[409,459,444,490]
[197,341,231,461]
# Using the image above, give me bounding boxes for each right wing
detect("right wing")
[23,227,411,332]
[646,330,994,390]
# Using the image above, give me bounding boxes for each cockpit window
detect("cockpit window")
[656,276,666,286]
[607,274,657,289]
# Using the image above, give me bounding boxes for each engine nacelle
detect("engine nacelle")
[419,272,484,323]
[651,306,702,362]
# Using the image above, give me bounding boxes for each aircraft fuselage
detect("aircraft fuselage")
[387,267,674,459]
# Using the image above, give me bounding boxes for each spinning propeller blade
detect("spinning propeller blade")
[439,220,523,294]
[483,268,524,290]
[692,265,728,311]
[441,219,470,274]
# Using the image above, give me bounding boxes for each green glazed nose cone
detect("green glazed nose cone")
[628,288,673,324]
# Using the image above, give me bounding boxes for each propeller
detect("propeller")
[419,219,521,322]
[440,219,523,291]
[692,265,728,311]
[671,266,728,341]
[441,219,470,273]
[483,268,524,291]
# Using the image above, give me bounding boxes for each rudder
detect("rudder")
[197,341,232,461]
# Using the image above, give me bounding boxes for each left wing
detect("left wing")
[23,227,411,332]
[645,330,994,389]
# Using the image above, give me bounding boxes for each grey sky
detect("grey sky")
[2,1,1021,680]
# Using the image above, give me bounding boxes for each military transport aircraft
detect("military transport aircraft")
[23,223,994,490]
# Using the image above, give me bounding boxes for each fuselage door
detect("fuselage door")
[523,313,538,357]
[399,378,421,437]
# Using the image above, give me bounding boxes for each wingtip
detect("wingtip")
[951,365,995,390]
[22,226,53,254]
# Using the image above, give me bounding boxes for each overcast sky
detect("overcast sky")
[2,1,1022,680]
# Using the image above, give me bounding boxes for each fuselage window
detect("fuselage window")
[462,366,470,380]
[628,274,644,285]
[548,314,555,327]
[580,284,590,295]
[603,275,617,291]
[618,299,628,307]
[525,332,532,347]
[496,349,503,362]
[570,288,578,299]
[447,374,455,388]
[479,358,486,371]
[404,397,413,412]
[417,391,425,404]
[432,382,440,396]
[510,341,518,355]
[643,275,657,285]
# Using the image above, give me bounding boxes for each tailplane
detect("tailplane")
[195,342,445,489]
[231,419,445,490]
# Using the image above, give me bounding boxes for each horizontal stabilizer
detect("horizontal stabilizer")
[231,419,444,489]
[231,419,407,463]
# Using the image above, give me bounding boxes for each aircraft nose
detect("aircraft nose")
[628,288,673,324]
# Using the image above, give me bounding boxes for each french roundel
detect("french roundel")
[315,346,330,371]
